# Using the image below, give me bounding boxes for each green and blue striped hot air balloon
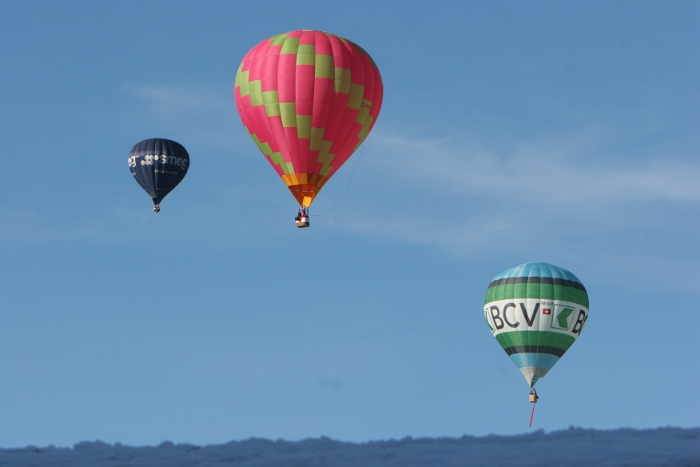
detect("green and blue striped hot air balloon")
[484,262,589,388]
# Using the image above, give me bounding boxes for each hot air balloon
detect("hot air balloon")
[234,30,383,228]
[483,262,589,424]
[128,138,190,212]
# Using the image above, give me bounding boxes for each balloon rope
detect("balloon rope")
[529,404,536,427]
[313,143,366,217]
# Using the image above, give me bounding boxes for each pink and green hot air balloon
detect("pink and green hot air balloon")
[234,30,383,227]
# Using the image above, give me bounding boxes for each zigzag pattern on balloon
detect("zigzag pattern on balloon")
[235,30,383,208]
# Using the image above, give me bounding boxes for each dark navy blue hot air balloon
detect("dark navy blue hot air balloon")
[128,138,190,212]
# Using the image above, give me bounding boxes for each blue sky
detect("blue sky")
[0,0,698,448]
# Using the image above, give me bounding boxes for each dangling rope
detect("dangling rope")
[313,143,366,217]
[529,403,536,427]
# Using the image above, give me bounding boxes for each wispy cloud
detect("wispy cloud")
[325,127,699,290]
[118,83,700,204]
[366,130,700,203]
[11,87,697,295]
[334,209,527,257]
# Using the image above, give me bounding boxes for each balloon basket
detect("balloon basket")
[529,388,539,403]
[295,209,310,228]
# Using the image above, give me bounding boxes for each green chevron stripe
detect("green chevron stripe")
[279,102,296,127]
[269,33,289,47]
[262,90,280,117]
[296,115,311,139]
[334,67,351,94]
[280,37,300,54]
[315,54,334,78]
[248,80,263,106]
[235,65,250,97]
[250,133,285,170]
[347,83,364,109]
[296,44,315,65]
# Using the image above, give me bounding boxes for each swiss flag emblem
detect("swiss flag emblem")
[543,307,551,315]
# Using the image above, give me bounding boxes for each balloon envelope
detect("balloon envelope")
[234,30,383,208]
[483,262,589,387]
[128,138,190,206]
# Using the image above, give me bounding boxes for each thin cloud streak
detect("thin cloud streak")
[334,207,700,293]
[119,83,700,204]
[368,131,700,203]
[325,128,699,292]
[335,209,527,256]
[12,89,697,276]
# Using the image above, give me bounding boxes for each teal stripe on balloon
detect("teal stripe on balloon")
[491,262,584,284]
[510,353,560,371]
